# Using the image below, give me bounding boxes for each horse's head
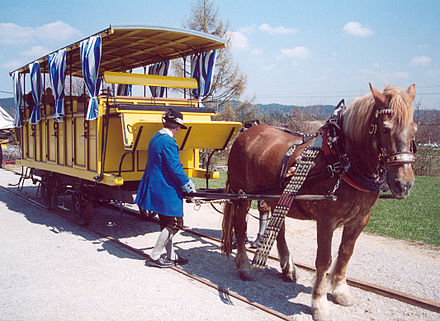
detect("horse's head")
[369,83,417,199]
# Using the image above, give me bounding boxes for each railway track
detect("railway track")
[1,178,439,318]
[0,183,294,321]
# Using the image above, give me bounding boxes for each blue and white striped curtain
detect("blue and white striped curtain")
[80,35,102,120]
[29,62,43,125]
[48,49,67,122]
[148,61,169,97]
[117,70,132,96]
[12,72,23,128]
[191,50,216,101]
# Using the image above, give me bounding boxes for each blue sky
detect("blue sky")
[0,0,439,109]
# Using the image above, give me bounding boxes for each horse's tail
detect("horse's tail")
[221,180,234,257]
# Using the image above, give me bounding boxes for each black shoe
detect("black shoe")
[149,256,174,268]
[172,255,188,266]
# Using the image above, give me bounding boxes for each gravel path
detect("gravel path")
[1,167,439,320]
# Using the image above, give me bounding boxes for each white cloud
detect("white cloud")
[359,66,408,80]
[1,59,22,70]
[279,47,310,59]
[259,23,298,35]
[261,64,276,71]
[227,31,250,51]
[237,25,256,34]
[343,22,373,37]
[0,21,80,45]
[36,21,81,43]
[410,56,431,66]
[0,23,34,45]
[251,48,263,56]
[22,45,50,58]
[385,71,408,79]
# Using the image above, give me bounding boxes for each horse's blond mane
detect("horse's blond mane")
[343,86,414,144]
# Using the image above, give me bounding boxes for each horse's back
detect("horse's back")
[228,124,303,193]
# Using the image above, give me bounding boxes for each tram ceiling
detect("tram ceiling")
[10,25,227,77]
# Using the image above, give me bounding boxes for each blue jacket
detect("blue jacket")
[135,129,195,217]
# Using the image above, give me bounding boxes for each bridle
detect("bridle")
[369,107,416,167]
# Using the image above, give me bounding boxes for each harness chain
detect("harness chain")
[252,146,321,269]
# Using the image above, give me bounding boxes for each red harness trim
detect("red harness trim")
[321,129,370,192]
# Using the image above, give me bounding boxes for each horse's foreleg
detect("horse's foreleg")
[311,219,334,321]
[276,221,296,282]
[330,213,370,307]
[233,200,252,281]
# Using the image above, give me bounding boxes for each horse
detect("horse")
[221,83,417,321]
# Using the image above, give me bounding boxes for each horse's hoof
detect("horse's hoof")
[332,282,353,306]
[311,307,331,321]
[281,263,297,283]
[239,269,254,281]
[282,272,296,283]
[311,295,331,321]
[332,290,353,306]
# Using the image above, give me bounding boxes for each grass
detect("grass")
[367,176,440,247]
[194,172,440,247]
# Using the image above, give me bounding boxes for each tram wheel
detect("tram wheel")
[40,176,57,209]
[73,190,94,226]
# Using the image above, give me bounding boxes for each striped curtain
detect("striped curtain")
[191,50,216,101]
[29,62,43,125]
[117,83,131,96]
[148,61,169,97]
[80,35,102,120]
[12,71,23,128]
[49,49,67,122]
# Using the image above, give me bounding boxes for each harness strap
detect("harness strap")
[252,143,321,269]
[277,132,315,188]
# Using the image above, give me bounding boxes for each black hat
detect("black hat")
[163,108,187,129]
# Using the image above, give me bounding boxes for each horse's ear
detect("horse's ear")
[407,84,416,102]
[369,83,387,108]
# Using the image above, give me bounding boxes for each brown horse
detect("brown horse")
[222,84,417,321]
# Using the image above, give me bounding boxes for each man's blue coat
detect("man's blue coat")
[135,129,193,217]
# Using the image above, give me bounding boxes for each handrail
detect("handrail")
[104,71,198,89]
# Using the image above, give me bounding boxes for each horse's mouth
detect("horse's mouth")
[386,178,414,200]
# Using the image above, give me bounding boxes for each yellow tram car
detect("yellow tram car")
[10,25,241,224]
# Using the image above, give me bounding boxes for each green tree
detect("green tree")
[183,0,247,106]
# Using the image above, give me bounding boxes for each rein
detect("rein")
[323,107,388,192]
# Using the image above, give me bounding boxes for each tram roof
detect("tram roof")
[10,25,227,77]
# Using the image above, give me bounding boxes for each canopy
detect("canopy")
[10,25,227,77]
[0,106,14,130]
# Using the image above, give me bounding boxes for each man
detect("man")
[135,108,196,268]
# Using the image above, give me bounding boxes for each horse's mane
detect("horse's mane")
[343,86,414,144]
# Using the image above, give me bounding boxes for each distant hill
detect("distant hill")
[255,103,336,119]
[0,98,14,117]
[0,96,438,124]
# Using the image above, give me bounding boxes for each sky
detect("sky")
[0,0,439,109]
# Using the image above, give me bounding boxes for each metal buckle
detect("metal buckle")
[327,162,342,177]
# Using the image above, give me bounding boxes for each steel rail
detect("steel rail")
[120,207,440,314]
[0,185,294,321]
[2,180,440,315]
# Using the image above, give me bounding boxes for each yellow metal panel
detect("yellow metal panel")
[131,120,241,150]
[74,117,85,167]
[104,71,198,89]
[17,159,123,186]
[190,168,220,179]
[88,119,98,171]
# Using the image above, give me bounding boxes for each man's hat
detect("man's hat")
[163,108,187,129]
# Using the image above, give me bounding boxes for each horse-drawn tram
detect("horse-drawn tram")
[10,25,242,225]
